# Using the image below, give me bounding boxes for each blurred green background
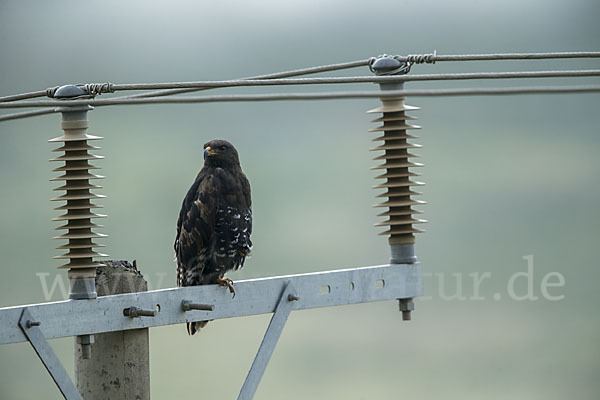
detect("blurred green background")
[1,0,599,399]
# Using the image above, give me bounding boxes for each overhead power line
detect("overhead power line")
[113,69,600,90]
[1,51,599,122]
[0,109,56,122]
[394,51,600,63]
[2,51,600,103]
[112,51,600,102]
[3,69,597,121]
[2,69,598,103]
[0,59,372,103]
[1,85,598,112]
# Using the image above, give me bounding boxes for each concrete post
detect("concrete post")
[76,260,150,400]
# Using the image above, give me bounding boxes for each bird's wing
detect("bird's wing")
[241,173,252,236]
[213,171,252,270]
[175,172,217,286]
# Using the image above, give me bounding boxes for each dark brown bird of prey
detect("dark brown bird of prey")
[175,139,252,335]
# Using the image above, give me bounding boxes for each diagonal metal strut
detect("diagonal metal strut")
[238,281,298,400]
[19,308,83,400]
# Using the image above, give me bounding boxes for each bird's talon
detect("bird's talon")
[217,277,236,298]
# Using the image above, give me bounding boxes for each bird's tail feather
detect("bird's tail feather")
[187,320,209,335]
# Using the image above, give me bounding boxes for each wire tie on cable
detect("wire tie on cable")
[405,51,437,65]
[83,83,114,97]
[46,86,60,98]
[47,83,114,99]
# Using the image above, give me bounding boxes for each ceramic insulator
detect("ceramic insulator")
[368,97,426,245]
[49,118,107,276]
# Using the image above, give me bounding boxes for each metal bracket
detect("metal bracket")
[18,308,83,400]
[238,281,298,400]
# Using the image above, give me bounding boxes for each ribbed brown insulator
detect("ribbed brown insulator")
[368,97,426,245]
[49,119,107,272]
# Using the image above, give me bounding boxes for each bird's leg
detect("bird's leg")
[216,277,235,298]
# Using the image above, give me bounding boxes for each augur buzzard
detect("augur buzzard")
[175,139,252,335]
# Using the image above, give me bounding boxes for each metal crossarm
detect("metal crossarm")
[0,263,421,345]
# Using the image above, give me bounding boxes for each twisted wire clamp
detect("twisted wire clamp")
[368,97,426,245]
[49,119,107,274]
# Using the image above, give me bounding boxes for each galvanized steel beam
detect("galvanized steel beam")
[0,263,421,345]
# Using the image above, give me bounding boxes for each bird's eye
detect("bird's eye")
[219,146,227,151]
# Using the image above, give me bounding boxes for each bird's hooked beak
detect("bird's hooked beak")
[204,146,217,160]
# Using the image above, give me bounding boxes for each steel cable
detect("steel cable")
[1,85,598,110]
[1,51,599,121]
[2,51,600,103]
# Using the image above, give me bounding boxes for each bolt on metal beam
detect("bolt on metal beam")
[123,307,156,318]
[181,300,215,311]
